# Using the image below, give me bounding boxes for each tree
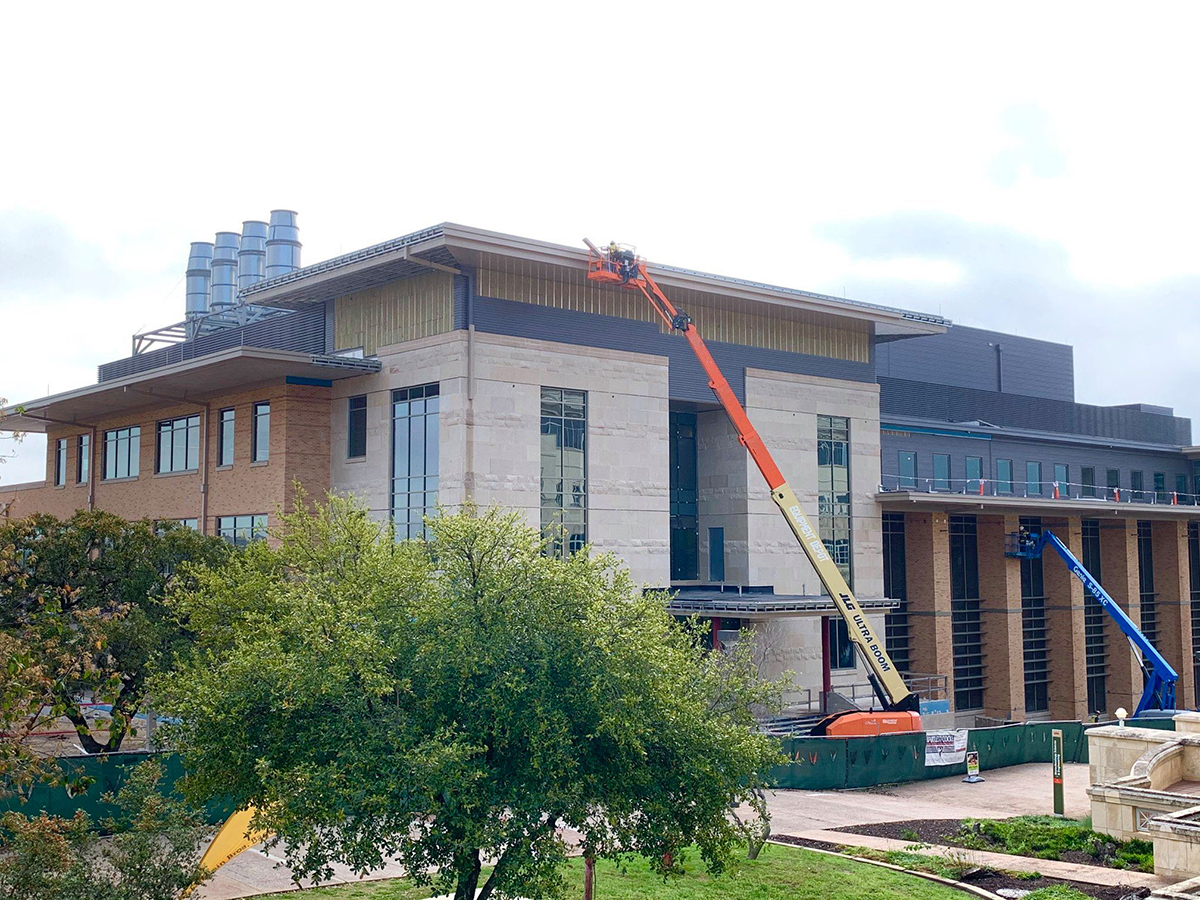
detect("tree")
[0,760,210,900]
[0,510,230,762]
[158,496,783,900]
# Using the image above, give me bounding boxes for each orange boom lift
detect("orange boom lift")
[584,240,920,737]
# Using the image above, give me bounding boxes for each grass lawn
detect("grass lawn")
[279,843,968,899]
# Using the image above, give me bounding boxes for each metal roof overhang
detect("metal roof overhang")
[240,222,949,336]
[2,348,380,433]
[664,591,898,620]
[877,489,1200,521]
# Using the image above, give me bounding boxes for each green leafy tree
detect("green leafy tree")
[159,496,783,900]
[0,760,209,900]
[0,510,229,760]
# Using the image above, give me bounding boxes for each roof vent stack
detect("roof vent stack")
[237,220,268,290]
[210,231,241,313]
[265,209,301,279]
[185,241,215,319]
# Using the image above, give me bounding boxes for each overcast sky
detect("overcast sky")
[3,3,1199,483]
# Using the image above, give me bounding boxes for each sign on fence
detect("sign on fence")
[925,729,968,766]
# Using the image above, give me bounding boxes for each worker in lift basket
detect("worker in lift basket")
[607,241,637,282]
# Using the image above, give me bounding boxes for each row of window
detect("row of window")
[52,403,270,486]
[897,451,1193,502]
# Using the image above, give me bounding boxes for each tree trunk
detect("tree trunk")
[453,849,482,900]
[584,856,595,900]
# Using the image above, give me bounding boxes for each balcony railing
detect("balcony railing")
[880,473,1198,506]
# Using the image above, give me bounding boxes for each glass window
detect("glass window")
[965,456,982,494]
[949,515,983,710]
[1177,473,1190,503]
[932,453,950,491]
[996,459,1013,494]
[392,383,440,541]
[252,402,271,462]
[1194,461,1200,501]
[897,450,916,489]
[1019,517,1048,713]
[77,434,89,485]
[347,395,367,459]
[1053,464,1068,497]
[1106,468,1120,500]
[1082,519,1107,714]
[103,426,140,480]
[54,439,67,486]
[883,512,909,674]
[669,411,698,580]
[1131,470,1144,502]
[216,514,267,547]
[1154,472,1167,503]
[828,618,855,670]
[1025,461,1042,496]
[156,415,200,474]
[1081,466,1096,498]
[540,387,587,556]
[1138,520,1157,647]
[708,526,725,582]
[218,408,235,466]
[818,415,852,583]
[1190,523,1200,701]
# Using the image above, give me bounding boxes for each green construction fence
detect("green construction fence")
[769,716,1175,790]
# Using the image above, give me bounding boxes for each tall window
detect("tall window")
[1082,466,1096,498]
[1177,474,1189,504]
[883,512,910,673]
[347,395,367,459]
[1194,461,1200,501]
[897,450,916,489]
[1131,470,1144,502]
[216,514,267,547]
[54,439,67,486]
[708,527,725,582]
[218,408,235,466]
[103,426,140,480]
[1026,461,1042,496]
[540,388,586,556]
[76,434,89,485]
[392,383,440,541]
[1106,468,1120,500]
[965,456,982,494]
[252,402,271,462]
[156,415,200,473]
[949,515,983,710]
[817,415,851,581]
[1154,472,1167,504]
[1189,523,1200,700]
[996,459,1014,494]
[932,453,950,491]
[828,619,855,669]
[669,411,698,580]
[1053,464,1068,497]
[1138,520,1157,648]
[1082,519,1107,715]
[1020,516,1049,714]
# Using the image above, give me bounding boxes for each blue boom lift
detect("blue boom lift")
[1006,526,1178,717]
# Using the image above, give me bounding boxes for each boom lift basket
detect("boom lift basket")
[586,244,647,290]
[1004,531,1039,558]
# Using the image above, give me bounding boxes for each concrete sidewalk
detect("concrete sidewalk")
[793,827,1167,890]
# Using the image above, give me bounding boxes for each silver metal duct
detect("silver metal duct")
[265,209,301,279]
[237,220,268,290]
[185,241,214,319]
[210,232,241,312]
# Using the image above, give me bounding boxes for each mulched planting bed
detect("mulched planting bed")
[774,834,1151,900]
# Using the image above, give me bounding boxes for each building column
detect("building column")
[904,511,954,699]
[977,514,1024,722]
[1100,520,1142,716]
[1044,516,1088,721]
[1153,520,1195,710]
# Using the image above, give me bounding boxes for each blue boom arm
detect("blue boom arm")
[1019,529,1177,716]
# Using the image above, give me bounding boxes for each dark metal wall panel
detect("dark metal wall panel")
[453,273,470,330]
[97,306,327,382]
[879,429,1193,495]
[471,295,875,405]
[880,377,1192,446]
[876,324,1075,402]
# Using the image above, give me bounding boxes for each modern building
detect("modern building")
[3,214,1196,725]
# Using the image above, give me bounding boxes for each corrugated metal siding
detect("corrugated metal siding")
[334,270,454,355]
[880,377,1192,446]
[476,254,870,363]
[97,306,327,382]
[876,324,1075,402]
[471,295,874,405]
